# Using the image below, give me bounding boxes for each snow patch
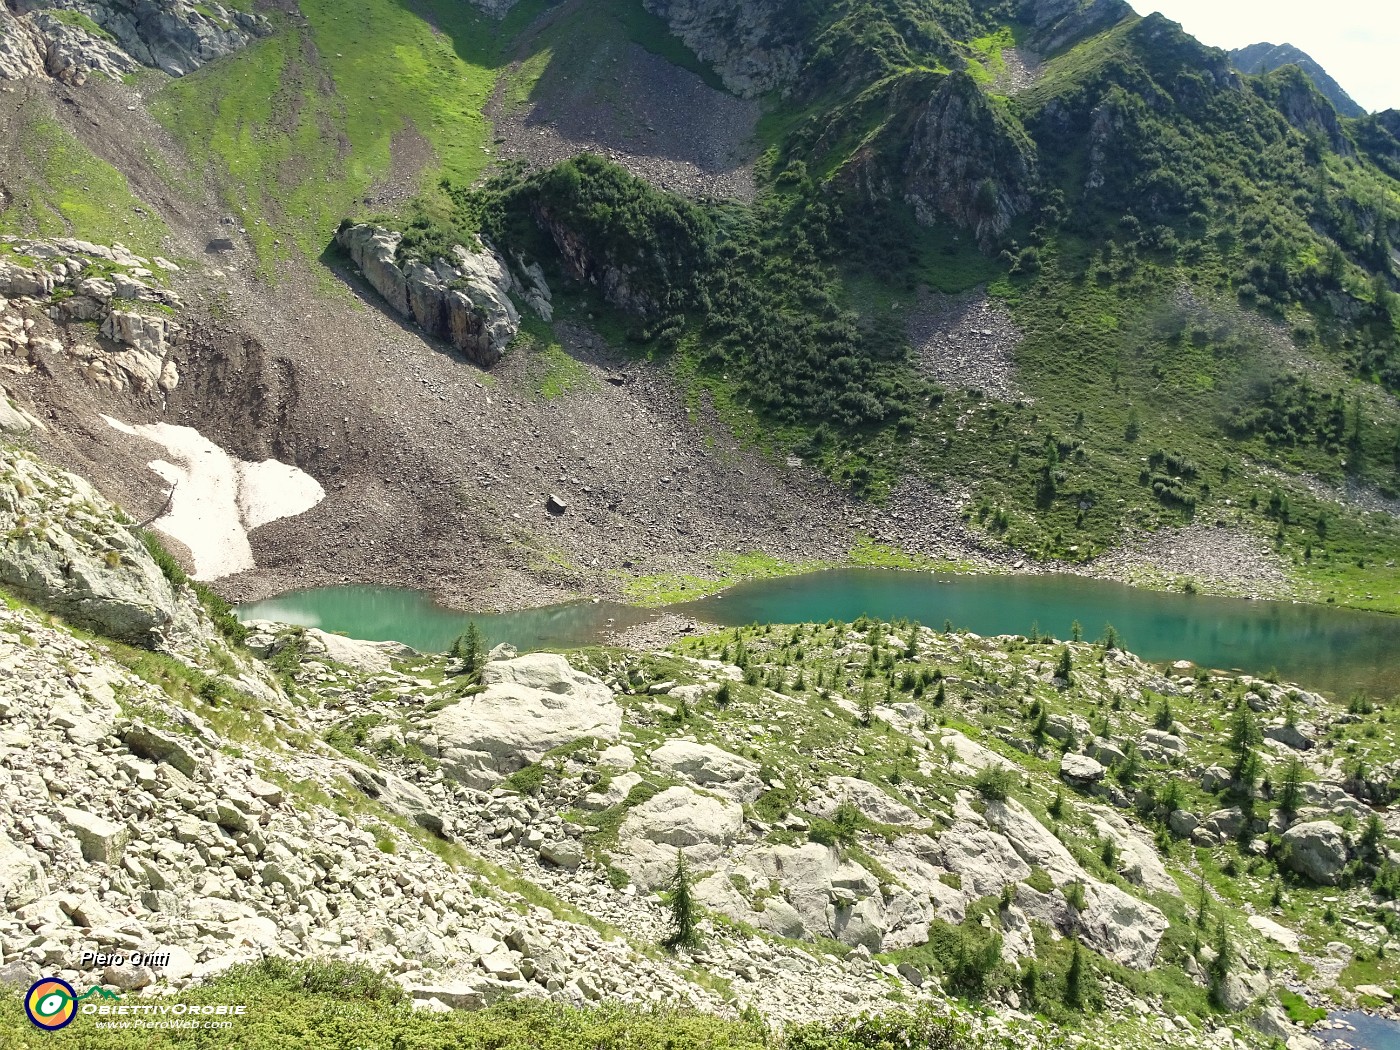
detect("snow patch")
[102,415,324,580]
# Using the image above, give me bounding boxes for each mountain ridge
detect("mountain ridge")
[1229,41,1366,119]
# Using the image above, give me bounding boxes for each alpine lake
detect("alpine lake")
[236,568,1400,699]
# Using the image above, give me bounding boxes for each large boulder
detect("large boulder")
[649,740,762,801]
[426,653,621,786]
[0,451,183,647]
[1281,821,1348,885]
[615,785,743,889]
[303,628,411,674]
[0,834,48,908]
[809,776,928,828]
[1059,752,1105,789]
[336,223,523,367]
[1076,881,1170,970]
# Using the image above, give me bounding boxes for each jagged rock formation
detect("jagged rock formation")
[336,223,547,368]
[1,236,183,397]
[0,448,192,646]
[837,72,1038,250]
[902,73,1037,246]
[0,0,271,84]
[641,0,799,98]
[1231,42,1365,118]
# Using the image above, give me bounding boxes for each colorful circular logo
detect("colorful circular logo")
[25,978,77,1031]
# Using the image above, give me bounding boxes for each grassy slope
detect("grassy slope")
[151,0,553,268]
[0,98,168,256]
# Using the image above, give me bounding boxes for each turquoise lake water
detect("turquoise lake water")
[237,568,1400,698]
[1325,1011,1400,1049]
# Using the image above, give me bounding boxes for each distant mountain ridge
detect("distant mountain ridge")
[1230,41,1365,117]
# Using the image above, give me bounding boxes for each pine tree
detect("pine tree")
[859,685,875,727]
[1277,756,1305,814]
[1065,938,1089,1009]
[451,621,485,679]
[1055,647,1073,684]
[663,849,701,950]
[1207,919,1233,1007]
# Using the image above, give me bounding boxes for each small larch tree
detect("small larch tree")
[664,849,702,951]
[451,621,485,679]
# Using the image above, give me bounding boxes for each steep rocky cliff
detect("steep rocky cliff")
[641,0,799,98]
[0,0,270,84]
[832,72,1038,250]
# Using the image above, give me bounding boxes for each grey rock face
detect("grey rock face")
[2,1,271,84]
[336,223,532,368]
[0,450,183,647]
[900,73,1037,249]
[0,7,44,78]
[641,0,799,98]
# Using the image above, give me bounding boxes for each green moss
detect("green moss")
[0,102,167,254]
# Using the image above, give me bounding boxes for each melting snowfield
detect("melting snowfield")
[103,416,325,580]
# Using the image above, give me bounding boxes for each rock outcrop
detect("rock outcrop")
[0,449,187,647]
[616,785,744,889]
[1,237,183,397]
[839,72,1038,251]
[640,0,800,98]
[1,0,271,84]
[419,652,621,786]
[900,73,1038,248]
[336,223,542,368]
[648,740,763,801]
[1230,41,1365,119]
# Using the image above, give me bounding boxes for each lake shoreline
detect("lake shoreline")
[237,568,1400,698]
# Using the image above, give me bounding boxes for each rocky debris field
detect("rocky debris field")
[488,5,760,201]
[490,35,761,203]
[1082,524,1298,601]
[906,289,1024,403]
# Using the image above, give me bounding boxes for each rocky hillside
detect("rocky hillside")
[4,445,1400,1047]
[1230,43,1365,119]
[0,0,1396,617]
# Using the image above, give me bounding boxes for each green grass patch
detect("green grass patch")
[0,101,167,254]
